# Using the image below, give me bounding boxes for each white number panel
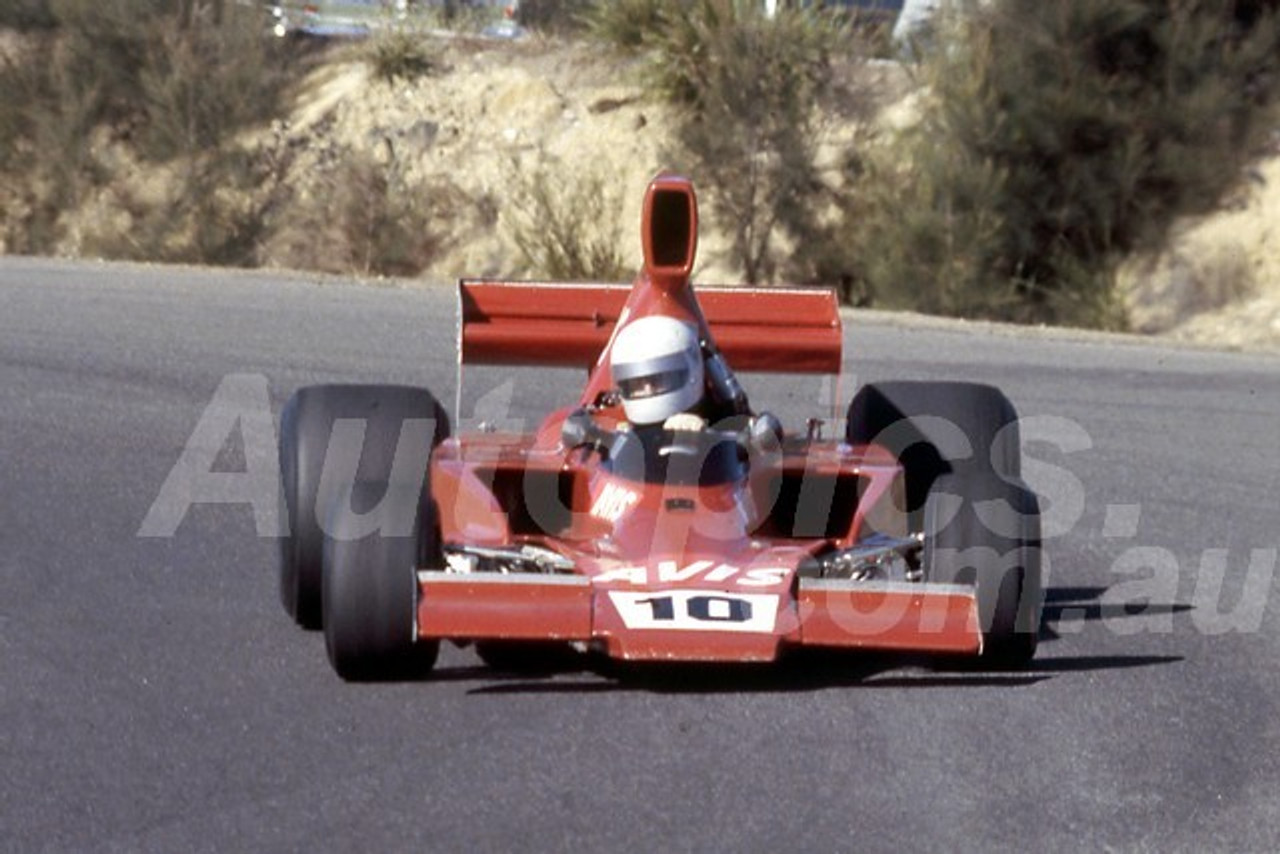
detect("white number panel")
[607,591,780,633]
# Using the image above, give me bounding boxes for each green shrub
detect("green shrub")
[367,25,435,83]
[620,0,849,284]
[852,0,1280,328]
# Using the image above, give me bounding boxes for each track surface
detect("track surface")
[3,258,1279,851]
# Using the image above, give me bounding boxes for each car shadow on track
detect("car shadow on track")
[456,656,1185,695]
[1039,585,1194,642]
[460,666,1050,695]
[449,651,1184,696]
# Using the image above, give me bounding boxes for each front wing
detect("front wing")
[415,572,983,662]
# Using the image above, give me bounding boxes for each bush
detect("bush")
[0,27,104,253]
[82,143,290,267]
[590,0,850,284]
[77,129,462,276]
[0,0,56,30]
[137,7,294,161]
[506,159,630,281]
[330,152,454,277]
[669,2,850,283]
[367,25,435,83]
[268,144,460,278]
[582,0,667,49]
[852,0,1280,328]
[0,0,295,253]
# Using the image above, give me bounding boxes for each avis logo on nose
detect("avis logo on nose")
[592,559,789,588]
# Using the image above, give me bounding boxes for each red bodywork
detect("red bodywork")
[419,175,982,662]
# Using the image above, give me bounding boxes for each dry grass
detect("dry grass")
[505,158,629,281]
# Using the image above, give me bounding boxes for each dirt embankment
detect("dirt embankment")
[275,39,695,277]
[26,34,1280,351]
[1121,151,1280,351]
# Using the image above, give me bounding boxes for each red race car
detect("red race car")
[278,174,1043,681]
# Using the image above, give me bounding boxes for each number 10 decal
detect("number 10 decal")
[608,591,780,633]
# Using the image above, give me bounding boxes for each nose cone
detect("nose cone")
[642,174,698,293]
[612,487,755,565]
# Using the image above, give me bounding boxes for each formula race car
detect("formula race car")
[277,174,1044,681]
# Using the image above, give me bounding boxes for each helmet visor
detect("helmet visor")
[618,367,690,401]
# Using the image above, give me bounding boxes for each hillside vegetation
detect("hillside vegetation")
[4,0,1280,344]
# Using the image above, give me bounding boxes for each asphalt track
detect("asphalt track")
[3,257,1279,851]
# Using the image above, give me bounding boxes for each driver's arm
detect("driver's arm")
[560,408,612,453]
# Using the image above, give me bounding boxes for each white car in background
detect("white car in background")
[891,0,939,42]
[266,0,520,39]
[759,0,940,45]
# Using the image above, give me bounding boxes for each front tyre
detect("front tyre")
[923,472,1042,667]
[278,384,449,629]
[323,482,440,682]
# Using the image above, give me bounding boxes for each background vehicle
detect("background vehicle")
[264,0,519,39]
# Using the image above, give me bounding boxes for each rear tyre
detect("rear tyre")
[323,481,441,682]
[846,381,1020,521]
[923,472,1042,667]
[278,384,449,629]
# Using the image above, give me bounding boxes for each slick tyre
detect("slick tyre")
[845,381,1020,521]
[322,481,441,682]
[923,472,1043,667]
[278,384,448,629]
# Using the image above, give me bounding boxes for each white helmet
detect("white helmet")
[610,316,704,425]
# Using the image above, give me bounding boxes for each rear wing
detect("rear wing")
[458,280,843,374]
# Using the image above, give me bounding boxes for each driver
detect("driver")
[560,314,782,464]
[609,315,707,430]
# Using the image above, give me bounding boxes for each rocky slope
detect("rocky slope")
[30,33,1280,351]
